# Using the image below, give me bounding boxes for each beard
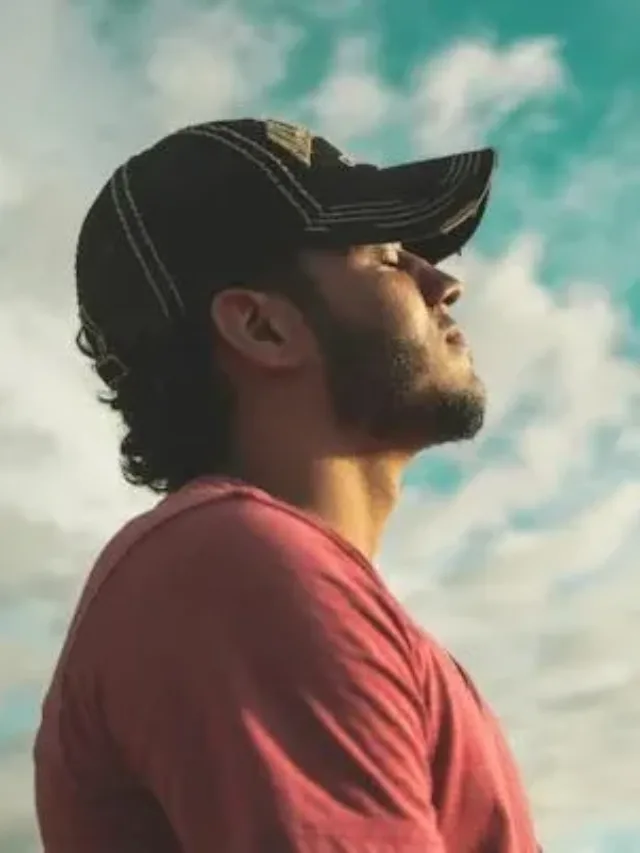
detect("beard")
[298,286,486,452]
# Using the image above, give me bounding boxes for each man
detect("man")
[34,118,539,851]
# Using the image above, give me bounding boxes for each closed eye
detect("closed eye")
[371,243,403,269]
[443,287,461,307]
[382,250,413,271]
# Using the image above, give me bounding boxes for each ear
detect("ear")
[210,288,310,370]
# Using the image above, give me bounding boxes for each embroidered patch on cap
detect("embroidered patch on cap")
[266,120,313,166]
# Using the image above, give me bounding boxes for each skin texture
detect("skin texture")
[210,243,485,559]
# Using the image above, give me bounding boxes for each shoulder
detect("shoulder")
[50,481,427,767]
[61,478,422,692]
[145,478,353,560]
[84,478,354,592]
[64,479,381,658]
[140,478,371,591]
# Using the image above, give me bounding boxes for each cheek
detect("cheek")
[322,268,431,341]
[384,281,432,341]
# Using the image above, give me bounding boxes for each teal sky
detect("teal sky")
[1,1,640,850]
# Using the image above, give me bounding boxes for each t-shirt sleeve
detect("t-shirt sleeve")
[96,497,445,852]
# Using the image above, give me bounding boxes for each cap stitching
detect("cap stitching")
[318,151,484,222]
[121,162,185,315]
[443,151,465,182]
[182,127,316,227]
[452,151,473,183]
[215,124,456,221]
[186,123,489,233]
[211,124,323,213]
[317,160,484,226]
[215,123,488,225]
[323,151,487,218]
[220,124,486,225]
[180,125,489,241]
[109,168,171,320]
[305,190,484,234]
[324,176,470,216]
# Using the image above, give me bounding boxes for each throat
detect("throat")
[238,454,403,562]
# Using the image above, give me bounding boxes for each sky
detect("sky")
[1,0,640,850]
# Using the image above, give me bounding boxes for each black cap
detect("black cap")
[76,118,496,380]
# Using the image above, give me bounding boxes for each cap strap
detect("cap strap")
[79,305,128,387]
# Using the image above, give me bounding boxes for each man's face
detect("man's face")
[297,243,486,453]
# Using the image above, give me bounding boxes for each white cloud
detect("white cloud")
[0,151,25,210]
[411,36,566,152]
[0,745,37,853]
[306,36,395,143]
[147,4,300,129]
[305,34,565,160]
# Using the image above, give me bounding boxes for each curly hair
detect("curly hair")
[75,257,324,495]
[75,307,235,494]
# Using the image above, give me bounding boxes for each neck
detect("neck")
[279,456,404,560]
[230,422,406,562]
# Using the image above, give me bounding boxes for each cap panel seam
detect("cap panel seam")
[182,126,318,227]
[121,162,185,315]
[109,166,172,320]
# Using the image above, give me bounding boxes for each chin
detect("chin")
[425,376,487,446]
[376,381,486,453]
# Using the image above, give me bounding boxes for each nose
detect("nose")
[412,255,464,308]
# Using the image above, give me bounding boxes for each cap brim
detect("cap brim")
[306,148,496,265]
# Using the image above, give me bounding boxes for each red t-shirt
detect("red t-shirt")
[34,479,539,852]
